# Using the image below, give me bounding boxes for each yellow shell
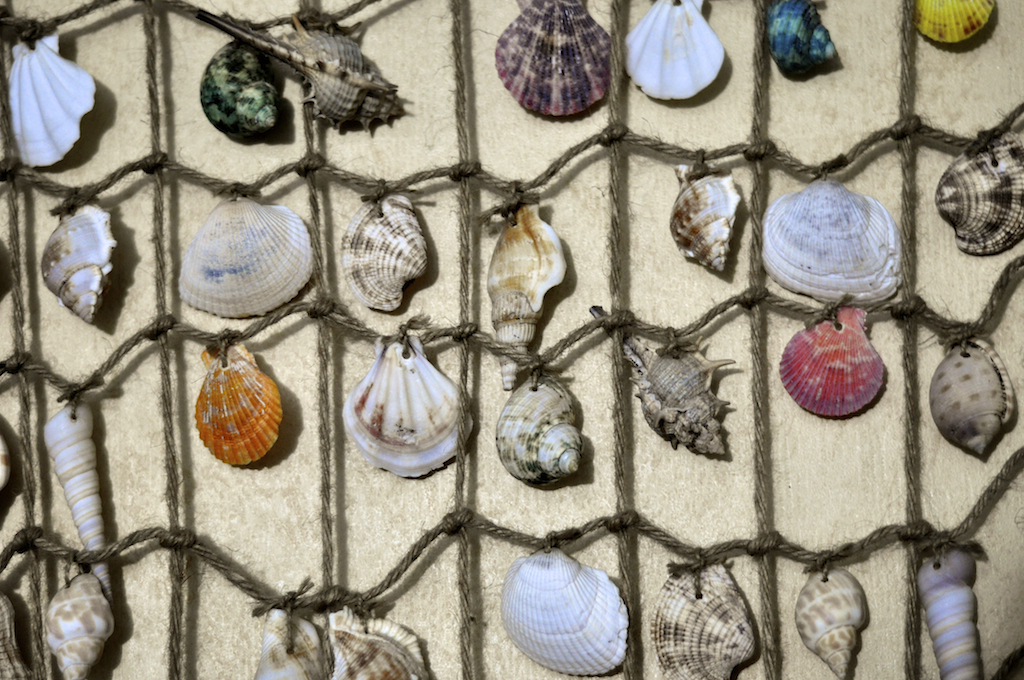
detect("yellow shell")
[915,0,994,42]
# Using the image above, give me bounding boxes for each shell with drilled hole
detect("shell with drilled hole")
[329,607,427,680]
[766,0,837,73]
[41,205,116,324]
[795,569,867,678]
[200,41,279,137]
[45,573,114,680]
[916,0,994,42]
[255,609,324,680]
[496,375,583,485]
[0,591,29,679]
[669,165,741,271]
[918,550,980,680]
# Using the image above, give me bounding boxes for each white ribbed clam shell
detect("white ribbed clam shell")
[255,610,324,680]
[501,548,628,675]
[762,180,901,303]
[918,550,980,680]
[9,33,95,168]
[794,569,867,678]
[329,607,426,680]
[45,573,114,680]
[41,205,116,323]
[625,0,724,100]
[180,197,313,318]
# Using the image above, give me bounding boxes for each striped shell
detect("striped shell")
[669,165,741,271]
[918,550,980,680]
[41,206,116,324]
[916,0,994,43]
[195,344,283,466]
[0,592,29,679]
[255,609,324,680]
[329,607,426,680]
[45,573,114,680]
[766,0,837,74]
[795,569,867,678]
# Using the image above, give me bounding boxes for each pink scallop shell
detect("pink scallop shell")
[779,307,884,417]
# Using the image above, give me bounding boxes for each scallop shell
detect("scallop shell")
[496,375,583,485]
[195,344,283,466]
[9,33,96,168]
[779,307,885,418]
[918,550,980,680]
[625,0,724,100]
[255,609,324,680]
[45,573,114,680]
[651,565,756,680]
[766,0,837,74]
[916,0,994,43]
[179,197,313,318]
[794,569,867,678]
[495,0,611,117]
[342,196,427,312]
[763,179,901,304]
[669,165,741,271]
[935,133,1024,256]
[200,41,279,137]
[488,205,567,390]
[0,592,29,680]
[343,336,466,477]
[929,338,1014,455]
[329,607,427,680]
[41,205,116,324]
[501,548,628,675]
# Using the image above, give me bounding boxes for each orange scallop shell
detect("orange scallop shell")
[195,344,282,465]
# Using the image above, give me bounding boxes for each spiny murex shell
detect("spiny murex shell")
[255,609,324,680]
[200,41,279,137]
[342,195,427,312]
[41,205,116,324]
[496,375,583,485]
[763,179,901,304]
[45,573,114,680]
[795,569,867,678]
[651,564,755,680]
[501,548,627,675]
[0,591,29,679]
[180,197,313,318]
[935,132,1024,256]
[329,607,426,680]
[918,550,980,680]
[929,338,1014,455]
[669,165,740,271]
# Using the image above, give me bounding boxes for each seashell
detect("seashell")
[766,0,837,74]
[495,375,583,485]
[329,607,427,680]
[343,336,466,477]
[929,338,1014,455]
[180,197,313,318]
[41,205,116,324]
[195,344,282,466]
[779,307,885,418]
[43,404,110,602]
[495,0,612,117]
[591,306,733,455]
[935,133,1024,256]
[669,165,741,271]
[917,550,980,680]
[341,195,427,312]
[0,430,9,494]
[916,0,994,43]
[501,548,627,675]
[45,573,114,680]
[794,569,867,678]
[255,609,324,680]
[625,0,724,100]
[762,179,901,304]
[200,41,279,137]
[9,33,95,168]
[651,564,755,680]
[0,592,30,679]
[488,205,567,390]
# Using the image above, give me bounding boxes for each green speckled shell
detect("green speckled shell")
[200,42,279,137]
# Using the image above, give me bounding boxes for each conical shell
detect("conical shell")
[488,205,566,390]
[0,592,29,680]
[196,344,283,466]
[669,165,741,271]
[496,375,583,485]
[929,338,1014,455]
[45,573,114,680]
[763,179,901,304]
[343,336,466,477]
[625,0,724,100]
[41,205,116,324]
[495,0,611,117]
[766,0,837,74]
[795,569,867,678]
[651,565,755,680]
[43,404,110,602]
[255,609,324,680]
[342,196,427,312]
[9,33,95,168]
[180,197,313,318]
[916,0,994,43]
[329,607,427,680]
[918,550,980,680]
[935,133,1024,256]
[779,307,885,418]
[501,548,628,675]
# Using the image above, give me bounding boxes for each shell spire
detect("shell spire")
[669,165,741,271]
[41,205,116,324]
[918,550,980,680]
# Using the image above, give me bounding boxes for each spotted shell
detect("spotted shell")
[329,607,427,680]
[766,0,837,74]
[496,375,583,485]
[255,609,324,680]
[918,550,980,680]
[0,591,30,679]
[795,569,867,678]
[916,0,994,43]
[669,165,741,271]
[200,41,279,137]
[45,573,114,680]
[41,205,116,324]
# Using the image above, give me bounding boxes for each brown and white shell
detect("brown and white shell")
[41,205,116,324]
[795,569,867,678]
[254,609,324,680]
[328,607,427,680]
[45,573,114,680]
[0,592,29,679]
[669,165,741,271]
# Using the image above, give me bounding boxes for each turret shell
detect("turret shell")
[766,0,837,74]
[329,607,427,680]
[916,0,994,43]
[496,375,583,485]
[669,165,740,271]
[45,573,114,680]
[254,609,324,680]
[41,205,116,324]
[918,550,980,680]
[794,569,867,678]
[0,592,29,679]
[200,41,279,137]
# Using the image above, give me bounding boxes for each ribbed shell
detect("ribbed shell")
[45,574,114,680]
[501,549,628,675]
[255,610,324,680]
[0,592,29,680]
[496,375,583,485]
[651,565,755,680]
[669,165,741,271]
[342,196,427,312]
[915,0,994,42]
[918,551,980,680]
[195,344,282,466]
[329,607,427,680]
[766,0,837,74]
[179,197,313,318]
[763,180,901,304]
[795,569,867,678]
[9,33,95,167]
[200,42,279,137]
[41,205,116,324]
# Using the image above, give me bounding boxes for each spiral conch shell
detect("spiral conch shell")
[794,569,867,678]
[41,205,116,324]
[918,550,980,680]
[0,592,30,679]
[496,375,583,485]
[255,609,324,680]
[329,607,427,680]
[669,165,741,271]
[45,573,114,680]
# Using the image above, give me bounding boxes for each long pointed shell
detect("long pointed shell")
[43,404,110,601]
[329,607,427,680]
[45,574,114,680]
[41,205,116,324]
[915,0,994,43]
[0,592,29,679]
[255,609,324,680]
[501,548,628,675]
[669,165,740,271]
[766,0,837,73]
[496,375,583,485]
[918,550,980,680]
[795,569,867,678]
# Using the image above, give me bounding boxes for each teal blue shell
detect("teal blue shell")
[766,0,837,74]
[200,42,279,137]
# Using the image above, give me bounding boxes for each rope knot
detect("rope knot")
[743,140,777,162]
[140,152,168,174]
[543,527,583,551]
[214,330,244,365]
[0,350,31,375]
[18,19,53,46]
[749,530,782,556]
[498,182,536,222]
[307,297,338,319]
[809,296,853,329]
[11,526,42,554]
[598,123,628,147]
[223,182,259,199]
[602,308,637,332]
[441,508,474,535]
[361,179,389,206]
[159,527,198,551]
[0,158,21,183]
[890,115,922,141]
[296,153,326,177]
[144,314,177,341]
[967,127,1002,156]
[604,510,640,534]
[52,188,93,218]
[816,154,849,179]
[448,161,481,182]
[945,324,984,353]
[898,519,935,543]
[685,150,712,181]
[450,323,478,343]
[57,375,104,408]
[889,295,927,321]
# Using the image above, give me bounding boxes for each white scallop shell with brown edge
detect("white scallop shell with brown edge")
[180,197,313,318]
[669,165,740,271]
[0,591,30,679]
[45,573,114,680]
[794,569,867,678]
[41,205,116,324]
[918,550,980,680]
[255,609,324,680]
[329,607,427,680]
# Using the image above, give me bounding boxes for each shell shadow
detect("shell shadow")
[0,241,9,305]
[91,200,141,335]
[47,77,117,172]
[229,352,304,470]
[382,199,439,316]
[641,53,733,110]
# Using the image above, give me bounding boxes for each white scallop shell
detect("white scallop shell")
[762,179,901,303]
[9,33,95,168]
[329,607,427,680]
[45,573,114,680]
[501,548,628,675]
[625,0,725,100]
[179,197,313,318]
[918,550,980,680]
[794,569,867,678]
[254,609,324,680]
[41,205,116,323]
